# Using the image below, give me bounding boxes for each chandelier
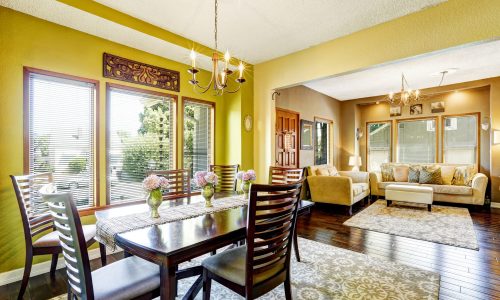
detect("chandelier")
[385,73,421,106]
[188,0,245,95]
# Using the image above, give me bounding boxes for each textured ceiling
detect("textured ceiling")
[304,39,500,100]
[93,0,445,64]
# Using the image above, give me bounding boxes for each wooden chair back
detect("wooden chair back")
[148,169,191,199]
[269,166,304,185]
[10,173,55,244]
[41,189,94,299]
[245,181,303,296]
[210,164,239,192]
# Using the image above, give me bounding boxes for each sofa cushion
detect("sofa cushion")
[408,165,420,183]
[352,183,368,196]
[440,165,456,185]
[419,166,442,184]
[422,184,473,195]
[378,182,419,189]
[452,165,477,186]
[393,166,409,182]
[316,168,330,176]
[380,164,395,182]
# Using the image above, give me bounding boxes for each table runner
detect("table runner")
[96,195,247,250]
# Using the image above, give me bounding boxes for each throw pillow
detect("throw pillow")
[466,167,477,186]
[380,164,395,182]
[419,166,442,184]
[452,166,476,186]
[393,166,409,182]
[316,168,330,176]
[440,165,456,185]
[408,165,420,183]
[327,165,339,176]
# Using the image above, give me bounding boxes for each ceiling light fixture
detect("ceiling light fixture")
[187,0,245,95]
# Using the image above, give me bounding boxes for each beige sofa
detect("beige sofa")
[306,165,370,214]
[370,163,488,206]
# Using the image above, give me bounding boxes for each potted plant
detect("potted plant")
[142,174,170,218]
[194,171,219,207]
[237,170,256,199]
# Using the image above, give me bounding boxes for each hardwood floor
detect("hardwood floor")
[1,200,498,300]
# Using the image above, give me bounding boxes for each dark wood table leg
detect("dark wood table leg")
[160,265,177,300]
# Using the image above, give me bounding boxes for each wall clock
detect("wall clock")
[244,115,253,132]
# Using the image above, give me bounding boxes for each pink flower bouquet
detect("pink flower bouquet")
[236,170,257,182]
[194,171,219,188]
[143,174,170,192]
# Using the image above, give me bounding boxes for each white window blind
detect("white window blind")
[28,72,95,208]
[397,119,436,163]
[367,122,391,171]
[443,115,478,164]
[108,87,175,203]
[183,100,213,189]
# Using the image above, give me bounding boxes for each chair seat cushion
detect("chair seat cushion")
[33,224,96,248]
[352,183,368,196]
[92,256,160,300]
[202,246,284,287]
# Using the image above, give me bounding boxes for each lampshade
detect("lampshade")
[494,130,500,144]
[348,156,362,166]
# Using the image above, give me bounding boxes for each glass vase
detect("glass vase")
[241,181,251,199]
[202,185,215,207]
[147,188,163,218]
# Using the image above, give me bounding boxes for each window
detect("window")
[314,119,332,165]
[183,99,214,189]
[367,122,391,171]
[107,84,175,203]
[397,118,437,163]
[443,114,478,164]
[26,69,96,208]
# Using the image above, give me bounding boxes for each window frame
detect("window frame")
[105,82,178,205]
[395,116,439,163]
[23,67,100,209]
[181,97,216,174]
[313,116,334,166]
[441,112,480,170]
[366,120,393,171]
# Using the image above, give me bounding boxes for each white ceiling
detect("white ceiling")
[94,0,445,64]
[304,39,500,100]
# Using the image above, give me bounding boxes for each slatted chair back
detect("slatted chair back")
[10,173,55,243]
[148,169,191,199]
[245,181,303,296]
[269,166,304,185]
[210,164,239,192]
[41,188,94,300]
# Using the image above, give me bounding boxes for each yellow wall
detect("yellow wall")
[253,0,500,183]
[276,85,341,168]
[0,7,252,273]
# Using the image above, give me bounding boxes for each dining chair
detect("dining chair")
[10,173,106,300]
[268,166,304,184]
[40,187,161,300]
[148,169,191,199]
[210,164,239,192]
[201,181,303,300]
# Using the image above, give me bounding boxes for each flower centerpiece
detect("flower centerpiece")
[142,174,170,218]
[236,170,256,198]
[194,171,219,207]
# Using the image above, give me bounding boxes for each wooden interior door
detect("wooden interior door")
[275,108,299,168]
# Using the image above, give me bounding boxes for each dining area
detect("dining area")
[10,165,312,300]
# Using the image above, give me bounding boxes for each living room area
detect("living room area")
[1,1,500,300]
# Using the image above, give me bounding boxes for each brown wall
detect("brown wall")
[276,86,341,168]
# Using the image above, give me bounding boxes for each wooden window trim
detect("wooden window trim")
[105,82,178,205]
[395,116,439,163]
[23,67,100,209]
[440,112,481,170]
[366,120,393,171]
[181,97,216,170]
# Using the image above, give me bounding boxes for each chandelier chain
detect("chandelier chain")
[214,0,218,50]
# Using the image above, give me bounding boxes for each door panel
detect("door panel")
[275,108,299,168]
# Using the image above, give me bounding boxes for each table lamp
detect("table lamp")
[348,155,362,171]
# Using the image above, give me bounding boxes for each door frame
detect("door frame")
[275,107,300,168]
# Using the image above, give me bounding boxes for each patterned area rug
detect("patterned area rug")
[344,200,478,250]
[51,237,440,299]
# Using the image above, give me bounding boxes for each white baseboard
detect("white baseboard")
[0,247,122,287]
[491,202,500,208]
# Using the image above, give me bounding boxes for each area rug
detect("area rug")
[51,237,440,299]
[344,200,478,250]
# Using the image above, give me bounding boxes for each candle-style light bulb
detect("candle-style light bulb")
[389,92,394,99]
[220,71,226,85]
[238,61,244,79]
[190,49,197,68]
[224,50,230,62]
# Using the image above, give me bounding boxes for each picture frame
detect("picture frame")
[410,104,423,115]
[431,101,445,113]
[389,105,402,117]
[300,119,314,150]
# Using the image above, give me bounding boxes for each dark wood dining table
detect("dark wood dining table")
[95,192,314,300]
